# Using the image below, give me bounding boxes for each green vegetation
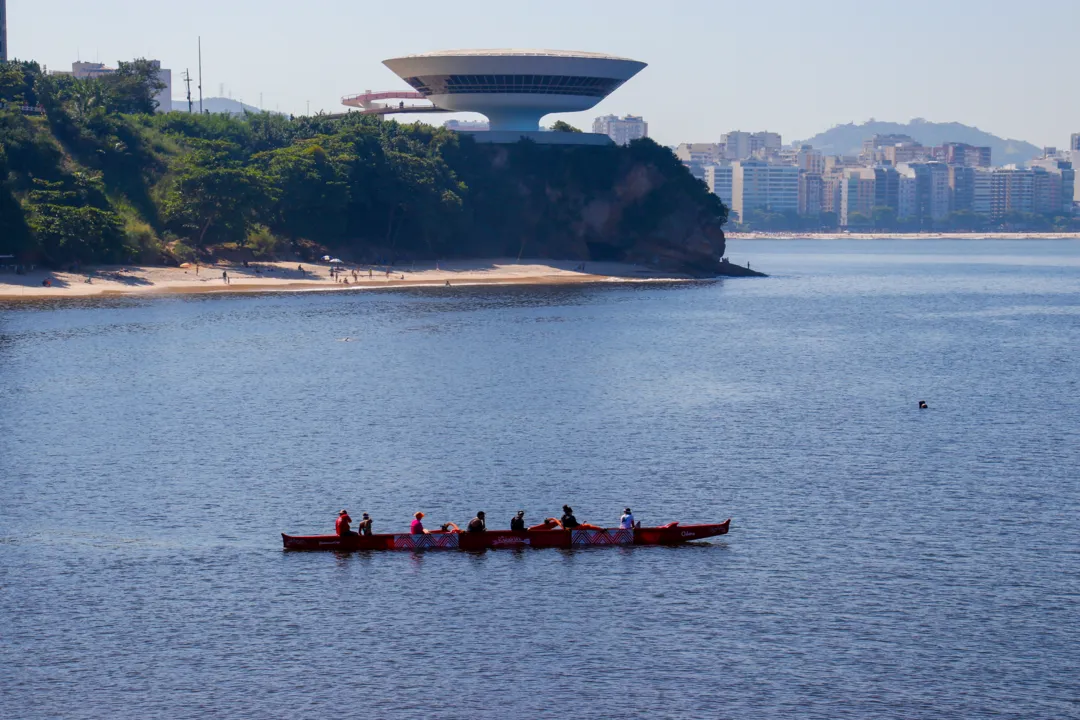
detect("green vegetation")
[1,60,729,273]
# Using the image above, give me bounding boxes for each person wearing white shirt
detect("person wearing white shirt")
[620,507,635,530]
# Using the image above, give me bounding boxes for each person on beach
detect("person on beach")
[410,511,429,535]
[620,508,635,530]
[510,511,526,531]
[336,510,356,537]
[222,271,229,285]
[356,512,373,535]
[466,511,486,533]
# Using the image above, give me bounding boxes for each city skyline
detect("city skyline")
[6,0,1079,147]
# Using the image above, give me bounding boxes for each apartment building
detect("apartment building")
[897,162,951,222]
[704,164,734,209]
[592,114,648,145]
[943,142,992,168]
[798,173,823,217]
[730,160,799,219]
[840,168,876,225]
[796,145,825,174]
[1027,157,1076,213]
[721,131,781,160]
[948,165,977,213]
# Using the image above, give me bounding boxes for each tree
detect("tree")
[162,165,273,246]
[100,59,167,114]
[871,206,897,230]
[549,120,583,133]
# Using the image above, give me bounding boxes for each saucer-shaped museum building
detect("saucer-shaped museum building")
[382,49,646,143]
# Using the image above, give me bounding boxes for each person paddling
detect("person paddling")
[466,511,487,533]
[336,510,356,537]
[620,507,635,530]
[411,511,429,535]
[510,510,526,532]
[561,505,603,531]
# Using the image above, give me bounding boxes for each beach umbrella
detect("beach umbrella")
[321,255,332,261]
[329,258,344,264]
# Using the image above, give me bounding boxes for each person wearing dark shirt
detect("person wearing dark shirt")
[510,511,526,531]
[560,505,603,531]
[466,511,486,533]
[335,510,356,537]
[356,512,373,535]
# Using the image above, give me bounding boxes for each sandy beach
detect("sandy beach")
[0,259,689,301]
[727,231,1080,240]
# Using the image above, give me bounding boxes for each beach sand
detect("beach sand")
[0,259,689,301]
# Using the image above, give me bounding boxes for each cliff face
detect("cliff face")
[453,138,731,276]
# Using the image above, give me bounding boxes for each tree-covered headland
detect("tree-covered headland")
[1,60,731,275]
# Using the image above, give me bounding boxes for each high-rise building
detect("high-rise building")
[840,168,877,225]
[721,131,781,160]
[898,175,918,220]
[897,162,951,223]
[821,173,844,217]
[798,173,823,217]
[730,160,799,220]
[873,166,901,211]
[862,134,917,161]
[1,0,7,63]
[796,145,824,175]
[948,165,977,212]
[704,164,734,209]
[943,142,992,168]
[592,114,648,145]
[1028,157,1076,213]
[676,143,724,180]
[1071,133,1080,152]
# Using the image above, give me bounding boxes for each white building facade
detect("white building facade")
[731,161,799,220]
[704,164,734,209]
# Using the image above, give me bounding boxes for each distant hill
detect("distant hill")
[170,97,277,115]
[794,119,1042,167]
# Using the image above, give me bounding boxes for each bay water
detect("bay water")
[2,240,1078,718]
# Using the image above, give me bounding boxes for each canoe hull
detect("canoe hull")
[281,520,730,551]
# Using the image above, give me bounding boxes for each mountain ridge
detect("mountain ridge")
[794,119,1042,166]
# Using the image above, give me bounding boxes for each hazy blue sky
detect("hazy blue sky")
[10,0,1079,146]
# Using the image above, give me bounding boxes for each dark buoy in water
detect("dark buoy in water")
[918,400,928,409]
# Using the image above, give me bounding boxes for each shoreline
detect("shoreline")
[0,259,699,302]
[727,232,1080,240]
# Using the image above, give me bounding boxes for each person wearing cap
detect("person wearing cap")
[510,510,526,532]
[620,508,635,530]
[356,512,373,536]
[466,511,487,533]
[410,511,429,535]
[335,510,356,537]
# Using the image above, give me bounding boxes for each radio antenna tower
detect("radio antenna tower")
[182,69,194,113]
[197,37,204,114]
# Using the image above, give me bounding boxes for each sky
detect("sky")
[9,0,1079,147]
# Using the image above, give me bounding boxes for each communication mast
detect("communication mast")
[182,69,193,113]
[197,37,203,114]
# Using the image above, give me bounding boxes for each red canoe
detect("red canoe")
[282,520,730,551]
